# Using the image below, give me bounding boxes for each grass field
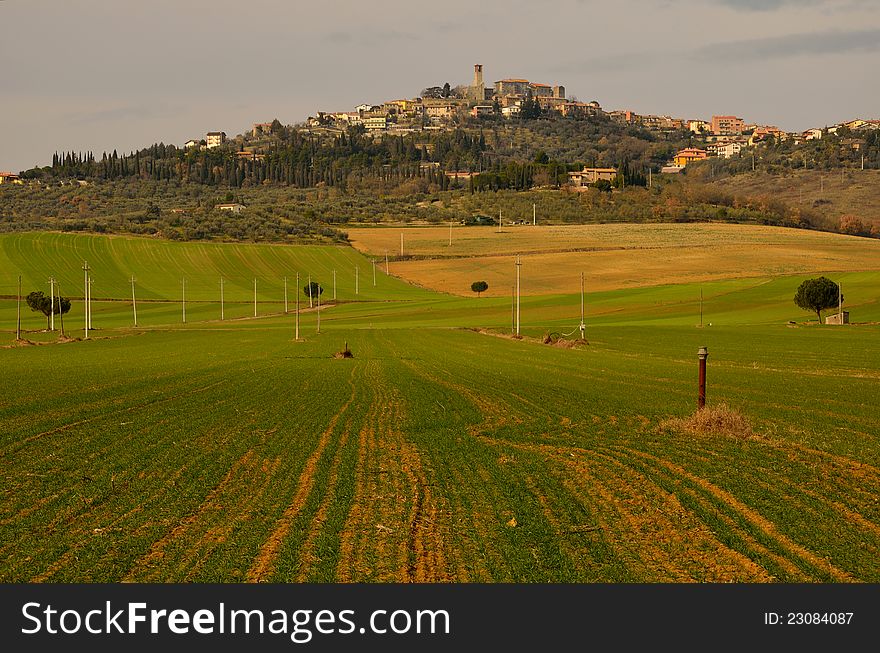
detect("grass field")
[2,230,879,582]
[347,223,880,296]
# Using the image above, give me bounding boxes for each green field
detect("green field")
[2,232,879,582]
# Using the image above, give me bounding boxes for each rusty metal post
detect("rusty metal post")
[698,346,708,410]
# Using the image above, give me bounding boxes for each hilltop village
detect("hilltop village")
[181,63,879,182]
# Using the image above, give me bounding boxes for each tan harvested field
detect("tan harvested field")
[347,223,880,296]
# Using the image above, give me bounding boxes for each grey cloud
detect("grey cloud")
[323,29,417,47]
[695,28,880,60]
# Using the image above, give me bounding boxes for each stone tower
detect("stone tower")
[471,64,485,102]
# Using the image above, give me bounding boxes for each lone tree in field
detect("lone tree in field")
[304,281,324,299]
[26,291,71,329]
[471,281,489,297]
[794,277,842,324]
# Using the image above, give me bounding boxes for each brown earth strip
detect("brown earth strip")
[611,445,855,582]
[247,365,359,582]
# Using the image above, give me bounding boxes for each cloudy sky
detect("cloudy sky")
[1,0,878,172]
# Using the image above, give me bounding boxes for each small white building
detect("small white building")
[825,311,850,325]
[215,203,245,213]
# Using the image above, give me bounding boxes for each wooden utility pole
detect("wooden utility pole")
[182,278,186,324]
[130,277,138,327]
[82,262,90,340]
[220,276,225,321]
[253,278,258,317]
[533,203,536,226]
[308,274,313,308]
[698,347,708,410]
[284,276,288,314]
[511,286,515,335]
[16,275,21,341]
[400,232,404,257]
[699,287,703,327]
[49,277,55,331]
[498,209,502,233]
[316,281,321,334]
[57,282,65,337]
[333,270,337,301]
[295,271,300,340]
[449,221,453,246]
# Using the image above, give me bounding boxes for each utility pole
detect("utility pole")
[49,277,55,331]
[130,277,138,327]
[82,261,90,340]
[698,347,709,410]
[699,287,703,327]
[284,276,288,314]
[295,271,300,340]
[253,278,258,317]
[220,276,225,321]
[182,278,186,324]
[385,252,389,275]
[752,152,755,172]
[648,168,652,189]
[498,209,502,233]
[580,272,586,340]
[400,232,404,257]
[515,255,522,336]
[862,154,865,171]
[372,260,376,286]
[533,203,536,226]
[316,281,321,334]
[16,275,21,341]
[333,269,337,301]
[449,221,453,246]
[308,274,313,308]
[355,266,359,295]
[57,282,65,337]
[511,286,515,335]
[87,276,93,331]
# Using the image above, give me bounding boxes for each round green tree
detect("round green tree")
[304,281,323,298]
[794,277,842,324]
[26,291,71,329]
[471,281,488,297]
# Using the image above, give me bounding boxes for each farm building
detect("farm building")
[825,311,850,325]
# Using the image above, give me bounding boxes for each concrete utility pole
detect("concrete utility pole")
[580,272,586,341]
[498,209,502,233]
[533,203,536,226]
[511,286,515,335]
[515,255,522,336]
[284,276,288,314]
[130,277,138,327]
[372,260,376,286]
[385,252,389,274]
[449,221,453,246]
[295,271,300,340]
[253,278,258,317]
[16,275,21,341]
[49,277,55,331]
[82,261,90,340]
[333,269,337,301]
[648,168,652,189]
[87,276,93,331]
[355,266,359,295]
[308,274,313,308]
[400,232,404,257]
[182,278,186,324]
[220,276,225,321]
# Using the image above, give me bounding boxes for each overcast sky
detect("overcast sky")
[1,0,878,172]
